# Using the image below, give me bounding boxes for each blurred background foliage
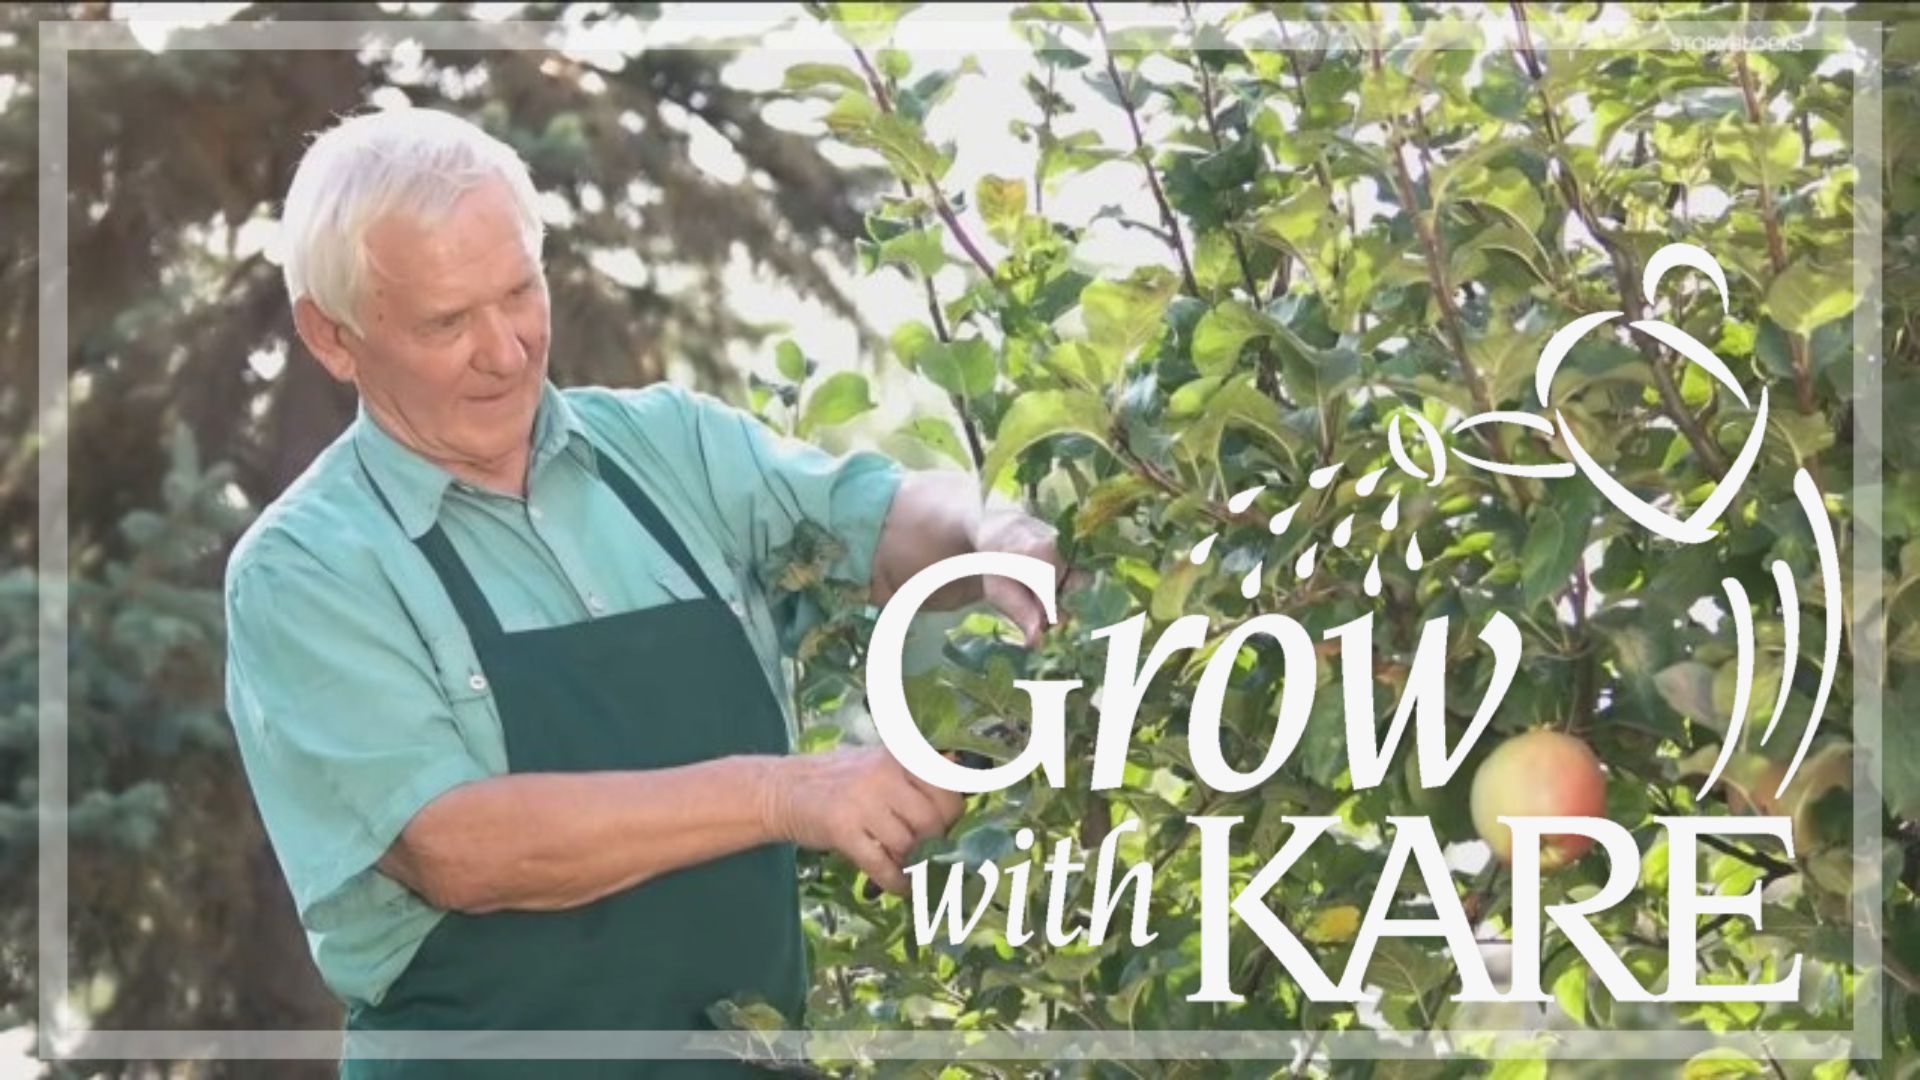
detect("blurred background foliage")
[0,1,1916,1077]
[1,0,886,1069]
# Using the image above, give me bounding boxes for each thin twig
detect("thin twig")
[1362,3,1528,507]
[1509,1,1730,478]
[921,276,988,470]
[1182,0,1282,400]
[1735,47,1815,413]
[848,43,991,471]
[1089,1,1202,297]
[848,43,997,281]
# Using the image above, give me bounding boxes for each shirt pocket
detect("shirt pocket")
[422,628,498,725]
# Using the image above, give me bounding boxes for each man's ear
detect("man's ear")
[292,296,359,385]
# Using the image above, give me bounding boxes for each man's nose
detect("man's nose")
[471,304,529,375]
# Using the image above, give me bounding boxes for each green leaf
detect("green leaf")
[899,416,970,467]
[1682,1048,1766,1079]
[1081,271,1179,384]
[775,340,807,382]
[1010,2,1091,23]
[1450,166,1545,233]
[822,88,882,135]
[782,62,867,96]
[1884,679,1920,820]
[890,320,938,370]
[841,112,952,181]
[1765,261,1856,335]
[876,47,912,82]
[1249,187,1338,288]
[1356,64,1415,124]
[877,225,948,276]
[798,372,875,436]
[1655,661,1723,732]
[1518,485,1594,607]
[1174,376,1302,467]
[1468,324,1551,406]
[1150,558,1203,623]
[975,175,1027,244]
[919,338,996,399]
[822,2,917,47]
[1429,137,1532,205]
[1362,940,1449,996]
[706,996,790,1033]
[1277,342,1360,411]
[1487,1059,1548,1080]
[1550,957,1588,1026]
[1711,119,1799,187]
[797,723,844,753]
[1191,301,1274,376]
[980,389,1112,489]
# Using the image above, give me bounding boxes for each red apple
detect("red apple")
[1470,729,1609,869]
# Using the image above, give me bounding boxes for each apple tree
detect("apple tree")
[743,3,1917,1077]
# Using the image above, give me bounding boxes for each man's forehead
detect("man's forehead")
[363,199,536,306]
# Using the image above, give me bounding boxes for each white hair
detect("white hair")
[278,107,544,335]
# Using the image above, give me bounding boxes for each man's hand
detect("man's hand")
[970,506,1074,649]
[758,747,965,895]
[871,472,1079,648]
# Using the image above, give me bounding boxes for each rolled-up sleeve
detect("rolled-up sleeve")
[224,536,489,918]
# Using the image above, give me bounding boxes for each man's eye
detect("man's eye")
[431,313,464,332]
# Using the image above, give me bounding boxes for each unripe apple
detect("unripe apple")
[1470,729,1608,869]
[1722,753,1786,816]
[1720,744,1851,859]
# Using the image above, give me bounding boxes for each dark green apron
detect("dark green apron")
[342,443,808,1077]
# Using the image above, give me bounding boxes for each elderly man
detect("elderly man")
[224,107,1064,1074]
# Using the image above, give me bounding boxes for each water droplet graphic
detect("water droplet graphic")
[1406,533,1424,571]
[1356,467,1387,497]
[1309,463,1342,489]
[1228,485,1265,513]
[1241,562,1263,599]
[1268,503,1298,535]
[1333,514,1355,548]
[1381,491,1401,532]
[1294,543,1319,579]
[1364,554,1382,597]
[1190,533,1217,565]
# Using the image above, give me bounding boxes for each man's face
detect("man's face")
[325,178,551,481]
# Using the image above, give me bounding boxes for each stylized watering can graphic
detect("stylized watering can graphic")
[1193,243,1842,804]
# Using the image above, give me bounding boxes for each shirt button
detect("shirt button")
[729,599,746,618]
[587,593,606,614]
[468,673,488,692]
[529,506,543,521]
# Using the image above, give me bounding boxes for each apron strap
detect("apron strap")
[589,445,722,603]
[352,433,725,642]
[354,441,509,642]
[416,524,507,640]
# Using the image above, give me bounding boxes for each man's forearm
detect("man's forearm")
[380,755,783,914]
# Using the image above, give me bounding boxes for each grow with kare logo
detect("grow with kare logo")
[862,244,1844,1009]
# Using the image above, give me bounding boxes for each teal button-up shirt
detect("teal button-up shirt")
[223,380,902,1008]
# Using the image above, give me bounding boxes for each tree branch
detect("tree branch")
[1509,1,1730,479]
[1735,47,1816,413]
[1362,5,1528,501]
[1183,1,1281,400]
[849,43,998,281]
[849,44,989,470]
[1089,1,1202,298]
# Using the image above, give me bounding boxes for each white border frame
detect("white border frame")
[35,9,1885,1067]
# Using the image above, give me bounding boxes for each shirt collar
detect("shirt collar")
[353,379,597,539]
